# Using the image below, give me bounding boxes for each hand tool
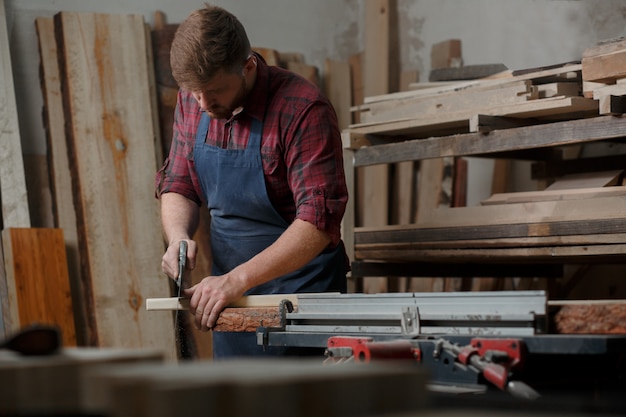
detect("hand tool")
[176,240,188,299]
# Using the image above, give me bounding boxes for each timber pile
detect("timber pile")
[343,37,626,300]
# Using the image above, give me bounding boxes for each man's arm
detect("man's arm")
[186,218,331,331]
[160,192,201,278]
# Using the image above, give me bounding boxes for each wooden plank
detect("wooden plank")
[356,232,626,251]
[82,359,427,417]
[359,0,396,294]
[324,59,352,130]
[348,96,598,140]
[35,16,88,346]
[355,243,626,263]
[0,347,163,415]
[352,115,622,167]
[146,293,333,311]
[54,12,175,358]
[429,63,508,82]
[0,0,30,228]
[360,81,533,124]
[1,228,76,345]
[544,170,623,190]
[582,37,626,83]
[482,185,626,205]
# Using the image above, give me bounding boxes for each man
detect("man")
[155,3,349,358]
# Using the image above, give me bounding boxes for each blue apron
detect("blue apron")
[193,112,347,358]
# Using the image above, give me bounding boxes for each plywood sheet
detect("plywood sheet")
[54,11,175,358]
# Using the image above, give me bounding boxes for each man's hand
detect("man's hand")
[161,239,198,280]
[184,273,246,331]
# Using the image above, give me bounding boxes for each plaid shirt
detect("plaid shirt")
[155,55,348,246]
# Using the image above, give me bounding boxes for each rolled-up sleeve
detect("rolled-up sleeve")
[287,101,348,246]
[155,91,205,206]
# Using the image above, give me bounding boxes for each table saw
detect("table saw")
[254,290,626,410]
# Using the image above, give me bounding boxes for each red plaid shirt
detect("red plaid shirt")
[155,55,348,246]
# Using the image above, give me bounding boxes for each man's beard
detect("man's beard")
[207,76,247,120]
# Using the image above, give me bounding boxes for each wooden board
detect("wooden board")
[145,293,333,310]
[0,347,163,415]
[481,185,626,205]
[54,12,175,358]
[0,0,30,228]
[1,228,76,345]
[582,37,626,83]
[35,16,89,346]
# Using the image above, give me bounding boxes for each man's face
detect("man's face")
[191,70,248,120]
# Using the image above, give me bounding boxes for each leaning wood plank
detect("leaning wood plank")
[554,302,626,334]
[0,0,29,228]
[359,0,395,294]
[54,12,175,358]
[35,16,88,346]
[1,228,76,345]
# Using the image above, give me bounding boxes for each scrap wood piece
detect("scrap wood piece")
[552,300,626,334]
[0,0,30,228]
[54,11,175,357]
[582,37,626,83]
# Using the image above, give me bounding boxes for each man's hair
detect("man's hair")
[170,3,251,91]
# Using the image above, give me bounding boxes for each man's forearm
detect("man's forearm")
[229,218,332,292]
[160,192,200,244]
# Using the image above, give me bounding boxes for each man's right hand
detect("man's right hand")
[161,239,197,280]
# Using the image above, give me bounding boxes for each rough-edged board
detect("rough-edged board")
[0,0,30,228]
[35,16,88,346]
[1,228,76,345]
[54,11,175,358]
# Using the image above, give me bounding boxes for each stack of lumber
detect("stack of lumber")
[33,12,176,359]
[344,37,626,275]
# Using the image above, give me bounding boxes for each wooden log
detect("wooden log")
[552,300,626,334]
